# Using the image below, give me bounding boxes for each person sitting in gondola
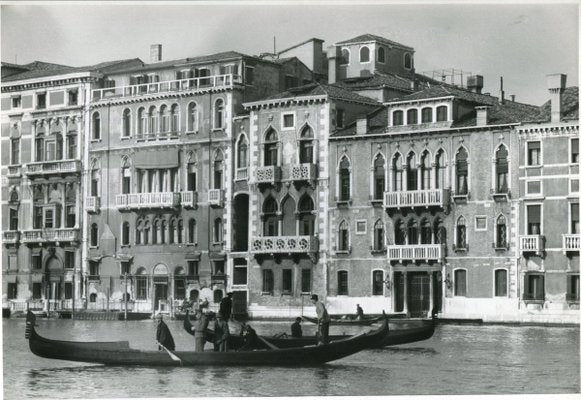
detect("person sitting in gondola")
[291,317,303,338]
[155,314,175,351]
[356,304,364,320]
[213,312,230,352]
[238,324,260,351]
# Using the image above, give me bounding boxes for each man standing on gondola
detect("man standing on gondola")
[213,312,230,352]
[310,294,330,345]
[219,292,234,321]
[155,314,175,351]
[193,308,209,352]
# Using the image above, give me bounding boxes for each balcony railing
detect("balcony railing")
[3,231,20,244]
[85,196,100,213]
[384,189,449,210]
[25,160,81,176]
[520,235,545,255]
[250,235,319,254]
[255,166,281,185]
[21,228,80,243]
[236,168,248,181]
[116,192,180,210]
[208,189,224,207]
[387,244,443,262]
[92,74,242,101]
[290,163,317,182]
[7,165,21,177]
[563,234,581,253]
[181,191,198,208]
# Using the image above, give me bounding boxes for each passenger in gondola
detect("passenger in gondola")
[193,308,209,352]
[239,324,260,351]
[213,312,230,352]
[291,317,303,338]
[155,314,175,351]
[356,304,365,320]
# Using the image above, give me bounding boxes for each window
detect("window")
[524,273,544,301]
[263,197,278,236]
[284,75,298,89]
[339,157,350,201]
[571,203,579,234]
[455,147,468,195]
[392,153,403,191]
[32,283,42,299]
[298,196,315,236]
[9,207,18,230]
[67,133,77,159]
[475,216,487,231]
[496,215,507,248]
[170,104,179,133]
[12,96,21,108]
[35,130,44,162]
[407,152,418,191]
[571,138,579,164]
[159,105,169,133]
[407,219,419,245]
[301,269,312,293]
[373,220,385,251]
[264,129,278,166]
[92,112,101,140]
[340,48,350,65]
[65,251,75,269]
[336,109,345,129]
[567,274,580,302]
[282,269,292,293]
[421,107,433,123]
[136,268,148,300]
[10,138,19,164]
[394,220,406,245]
[188,260,199,277]
[407,109,418,125]
[122,109,131,137]
[174,269,185,300]
[456,216,467,249]
[262,269,274,294]
[392,110,404,126]
[7,283,17,300]
[121,261,131,275]
[237,136,248,168]
[214,154,223,189]
[454,269,466,296]
[188,219,197,243]
[420,219,432,244]
[37,93,46,109]
[495,270,507,297]
[137,107,146,136]
[337,271,349,295]
[420,151,431,190]
[68,90,78,106]
[282,113,295,129]
[526,180,541,195]
[32,252,42,270]
[404,53,412,70]
[360,46,370,63]
[214,99,224,129]
[299,126,314,164]
[122,222,130,245]
[571,179,579,194]
[373,155,385,200]
[89,261,100,278]
[372,270,384,295]
[338,220,349,252]
[495,145,509,193]
[377,47,386,63]
[148,106,157,135]
[527,205,541,234]
[356,220,367,234]
[89,293,97,303]
[213,218,223,243]
[436,106,448,122]
[233,259,247,285]
[245,66,254,85]
[527,141,541,166]
[90,223,98,247]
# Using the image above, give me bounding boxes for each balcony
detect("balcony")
[208,189,224,207]
[384,189,449,210]
[186,275,200,283]
[116,192,180,210]
[250,235,319,255]
[235,168,248,181]
[21,228,80,244]
[85,196,100,213]
[387,244,443,263]
[290,163,317,182]
[520,235,545,256]
[25,160,81,177]
[3,231,20,244]
[91,74,242,102]
[181,191,198,209]
[563,234,581,253]
[7,165,21,178]
[491,189,511,201]
[255,166,281,185]
[211,274,227,283]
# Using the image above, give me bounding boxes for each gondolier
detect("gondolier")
[193,308,209,352]
[310,294,330,345]
[156,314,175,351]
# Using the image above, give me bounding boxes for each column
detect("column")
[403,271,408,315]
[431,162,437,190]
[429,272,434,315]
[60,183,66,228]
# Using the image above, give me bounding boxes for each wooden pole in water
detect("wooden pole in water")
[72,273,75,320]
[124,273,128,321]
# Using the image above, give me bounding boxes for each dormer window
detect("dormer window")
[436,106,448,122]
[393,110,404,126]
[360,46,370,63]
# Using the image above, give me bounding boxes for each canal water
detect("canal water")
[2,317,579,399]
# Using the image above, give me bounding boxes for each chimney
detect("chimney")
[510,94,516,102]
[499,76,505,104]
[475,106,489,127]
[356,116,368,135]
[547,73,567,123]
[467,75,484,94]
[327,46,339,84]
[150,44,162,63]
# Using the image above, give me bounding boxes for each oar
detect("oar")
[256,335,279,350]
[158,342,183,366]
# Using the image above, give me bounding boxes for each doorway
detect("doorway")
[407,272,430,317]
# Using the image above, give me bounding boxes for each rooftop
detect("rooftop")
[256,82,380,106]
[336,33,414,51]
[333,72,414,92]
[532,86,579,122]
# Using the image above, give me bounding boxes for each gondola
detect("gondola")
[25,310,389,367]
[184,310,436,350]
[301,315,381,326]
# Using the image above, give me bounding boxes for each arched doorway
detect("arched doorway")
[232,194,249,251]
[46,255,63,302]
[152,264,169,311]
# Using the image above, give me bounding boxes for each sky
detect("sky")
[1,2,578,106]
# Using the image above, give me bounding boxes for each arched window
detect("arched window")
[148,106,157,135]
[420,219,432,244]
[456,147,469,195]
[152,219,159,244]
[496,215,507,248]
[90,223,98,247]
[187,160,197,191]
[213,150,224,189]
[338,157,351,201]
[169,219,176,244]
[89,293,97,303]
[456,216,467,249]
[404,53,412,70]
[160,220,166,244]
[122,221,130,245]
[436,106,448,122]
[340,48,350,65]
[407,152,418,191]
[188,218,197,243]
[92,112,101,140]
[394,219,406,245]
[338,220,349,251]
[187,102,198,132]
[174,266,186,299]
[337,271,349,295]
[434,217,446,244]
[135,219,142,245]
[392,110,404,126]
[495,269,508,297]
[421,107,433,123]
[377,47,386,63]
[264,128,278,166]
[373,220,384,251]
[407,109,418,125]
[372,270,384,295]
[170,104,179,133]
[435,149,446,189]
[407,218,419,245]
[421,151,431,190]
[135,267,148,300]
[213,218,223,243]
[299,125,314,164]
[298,196,315,236]
[263,197,278,236]
[189,289,199,301]
[159,105,169,134]
[237,135,248,168]
[143,220,150,245]
[360,46,370,63]
[137,107,146,136]
[122,109,131,138]
[373,155,385,200]
[496,145,509,193]
[392,153,403,192]
[214,99,224,129]
[454,269,466,296]
[9,206,18,230]
[35,127,45,162]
